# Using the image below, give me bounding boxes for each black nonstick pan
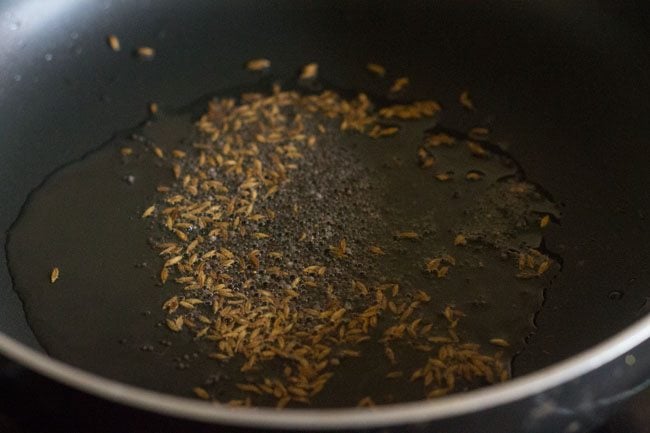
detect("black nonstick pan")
[0,1,649,432]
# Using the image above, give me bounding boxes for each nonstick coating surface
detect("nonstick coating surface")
[0,0,649,429]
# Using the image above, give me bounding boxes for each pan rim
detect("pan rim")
[0,313,648,429]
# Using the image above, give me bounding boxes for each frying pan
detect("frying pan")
[1,1,649,432]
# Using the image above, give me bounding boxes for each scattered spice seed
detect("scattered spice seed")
[164,255,183,267]
[246,58,271,71]
[120,147,133,156]
[459,90,474,110]
[141,205,155,218]
[172,163,181,179]
[106,34,120,52]
[389,77,409,93]
[276,396,291,409]
[454,234,467,246]
[516,271,539,279]
[489,338,510,348]
[427,388,449,398]
[329,239,347,258]
[149,102,159,114]
[358,396,375,407]
[236,383,263,395]
[517,253,527,270]
[465,171,484,181]
[160,267,169,283]
[50,267,60,283]
[153,146,164,159]
[540,214,550,228]
[510,184,529,193]
[136,46,155,60]
[434,172,453,182]
[366,63,386,76]
[425,258,441,273]
[340,349,360,357]
[468,127,489,140]
[299,62,319,80]
[353,280,369,296]
[395,231,419,239]
[368,245,385,255]
[467,141,487,158]
[385,346,397,364]
[166,317,183,332]
[537,260,550,275]
[426,133,455,147]
[368,125,400,138]
[192,387,210,400]
[379,101,441,120]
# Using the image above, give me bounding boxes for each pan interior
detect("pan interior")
[6,78,561,406]
[0,0,649,411]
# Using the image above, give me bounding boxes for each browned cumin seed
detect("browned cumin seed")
[389,77,409,93]
[299,62,319,80]
[489,338,510,347]
[192,387,210,400]
[136,46,155,60]
[453,234,467,246]
[107,34,120,52]
[459,90,474,110]
[246,58,271,71]
[366,63,386,77]
[395,231,418,239]
[141,205,155,218]
[468,127,489,140]
[465,171,483,181]
[540,214,550,228]
[50,267,60,283]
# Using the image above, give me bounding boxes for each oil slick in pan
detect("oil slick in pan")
[6,62,561,409]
